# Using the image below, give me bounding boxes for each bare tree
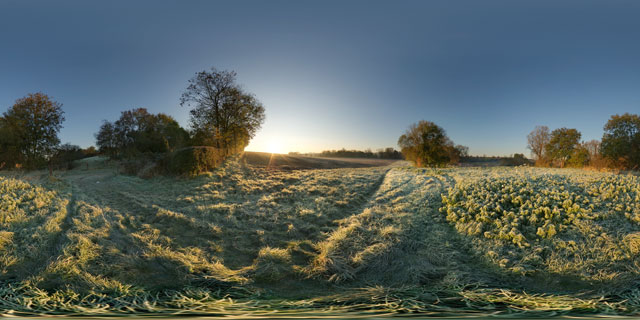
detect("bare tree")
[527,125,550,161]
[583,139,610,169]
[583,140,600,159]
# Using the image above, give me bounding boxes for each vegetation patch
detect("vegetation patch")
[253,247,293,282]
[166,146,226,176]
[441,167,640,286]
[3,162,640,316]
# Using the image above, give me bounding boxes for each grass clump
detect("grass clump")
[253,247,293,282]
[0,230,13,249]
[623,232,640,255]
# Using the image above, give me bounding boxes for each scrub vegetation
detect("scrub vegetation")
[2,158,640,317]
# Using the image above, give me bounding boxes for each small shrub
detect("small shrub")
[501,154,531,166]
[166,147,226,176]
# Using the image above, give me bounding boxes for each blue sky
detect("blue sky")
[1,0,638,156]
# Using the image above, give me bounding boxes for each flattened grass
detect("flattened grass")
[3,162,640,316]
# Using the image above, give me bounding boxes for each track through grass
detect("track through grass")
[2,161,640,316]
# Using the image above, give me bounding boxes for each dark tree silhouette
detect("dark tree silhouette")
[95,108,189,158]
[95,121,117,156]
[180,68,265,154]
[0,93,65,169]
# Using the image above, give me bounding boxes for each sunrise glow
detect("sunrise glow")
[266,139,286,154]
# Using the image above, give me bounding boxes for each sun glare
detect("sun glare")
[267,140,286,154]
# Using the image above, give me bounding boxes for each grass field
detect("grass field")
[2,156,640,317]
[242,152,398,169]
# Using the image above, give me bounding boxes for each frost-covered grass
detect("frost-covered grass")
[0,176,69,279]
[441,167,640,287]
[3,161,640,316]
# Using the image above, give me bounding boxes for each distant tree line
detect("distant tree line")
[397,120,468,167]
[2,82,638,175]
[500,153,530,166]
[317,147,403,159]
[527,113,640,170]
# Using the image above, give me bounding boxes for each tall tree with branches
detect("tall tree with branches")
[527,125,550,161]
[180,68,265,154]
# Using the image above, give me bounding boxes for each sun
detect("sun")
[266,139,286,154]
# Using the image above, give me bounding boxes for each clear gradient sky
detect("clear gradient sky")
[1,0,639,156]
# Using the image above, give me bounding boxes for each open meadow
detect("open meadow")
[3,1,640,318]
[0,155,639,317]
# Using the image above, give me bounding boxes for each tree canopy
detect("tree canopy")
[601,113,640,170]
[545,128,581,168]
[180,68,265,154]
[398,120,464,167]
[95,108,189,158]
[0,93,65,169]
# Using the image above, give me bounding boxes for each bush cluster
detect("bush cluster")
[165,147,226,176]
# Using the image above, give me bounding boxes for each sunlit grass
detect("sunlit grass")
[2,160,640,316]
